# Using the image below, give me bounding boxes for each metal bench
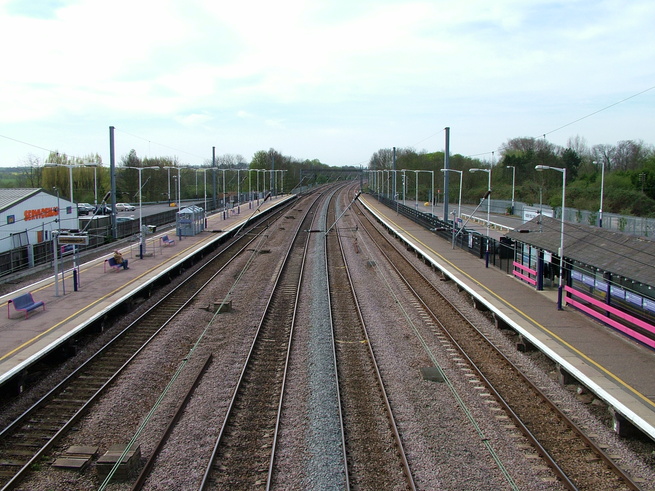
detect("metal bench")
[104,257,122,272]
[161,235,175,246]
[8,292,45,319]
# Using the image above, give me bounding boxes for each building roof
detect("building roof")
[505,215,655,286]
[0,188,42,213]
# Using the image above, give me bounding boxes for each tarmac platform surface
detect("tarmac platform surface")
[0,196,291,388]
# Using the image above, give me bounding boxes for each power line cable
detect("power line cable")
[114,127,208,162]
[541,84,655,138]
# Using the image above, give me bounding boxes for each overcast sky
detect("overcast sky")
[1,0,654,168]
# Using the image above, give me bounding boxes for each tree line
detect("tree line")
[368,136,655,217]
[6,134,655,217]
[7,149,336,205]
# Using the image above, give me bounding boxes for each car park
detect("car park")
[116,203,136,212]
[77,203,94,215]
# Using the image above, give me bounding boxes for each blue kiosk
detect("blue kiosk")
[176,205,205,238]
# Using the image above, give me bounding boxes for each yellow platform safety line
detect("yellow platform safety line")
[0,226,239,362]
[363,199,655,411]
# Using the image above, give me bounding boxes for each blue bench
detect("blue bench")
[161,235,175,246]
[104,257,122,272]
[7,292,45,319]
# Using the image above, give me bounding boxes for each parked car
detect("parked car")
[116,216,135,223]
[116,203,136,212]
[94,205,112,215]
[77,203,94,215]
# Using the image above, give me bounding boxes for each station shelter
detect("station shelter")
[176,205,205,237]
[506,215,655,349]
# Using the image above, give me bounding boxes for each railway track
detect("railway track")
[0,204,292,491]
[199,191,321,489]
[326,189,415,489]
[353,198,642,490]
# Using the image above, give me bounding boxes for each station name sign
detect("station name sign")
[58,233,89,245]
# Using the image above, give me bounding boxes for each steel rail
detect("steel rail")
[199,192,321,490]
[328,188,416,490]
[353,199,641,490]
[0,211,283,490]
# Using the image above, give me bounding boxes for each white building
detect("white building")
[0,188,77,254]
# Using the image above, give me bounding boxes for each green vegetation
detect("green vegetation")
[368,137,655,217]
[4,136,655,217]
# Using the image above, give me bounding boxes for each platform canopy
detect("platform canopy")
[506,215,655,287]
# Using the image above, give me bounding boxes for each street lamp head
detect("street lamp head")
[469,168,489,173]
[535,165,547,171]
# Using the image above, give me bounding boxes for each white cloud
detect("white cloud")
[1,0,654,166]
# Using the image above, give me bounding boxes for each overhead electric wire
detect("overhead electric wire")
[114,127,208,162]
[541,84,655,139]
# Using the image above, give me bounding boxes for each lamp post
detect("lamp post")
[506,165,515,215]
[594,160,605,228]
[84,162,99,205]
[196,168,210,228]
[221,169,227,219]
[166,167,171,205]
[441,169,462,249]
[469,168,492,267]
[44,163,77,205]
[536,165,567,310]
[247,169,253,208]
[125,166,159,259]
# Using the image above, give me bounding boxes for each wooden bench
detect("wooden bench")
[104,257,122,272]
[7,292,45,319]
[161,235,175,246]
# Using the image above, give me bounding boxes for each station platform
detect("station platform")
[0,196,293,391]
[358,194,655,442]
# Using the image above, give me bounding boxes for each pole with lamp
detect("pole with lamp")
[45,163,80,290]
[124,166,159,259]
[441,169,462,249]
[165,166,183,236]
[506,165,515,215]
[469,168,492,267]
[248,169,255,209]
[535,165,567,310]
[414,170,434,216]
[221,169,227,219]
[593,160,605,228]
[84,162,99,205]
[236,168,241,213]
[196,168,210,228]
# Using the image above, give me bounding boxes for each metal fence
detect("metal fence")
[0,200,221,278]
[371,194,515,275]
